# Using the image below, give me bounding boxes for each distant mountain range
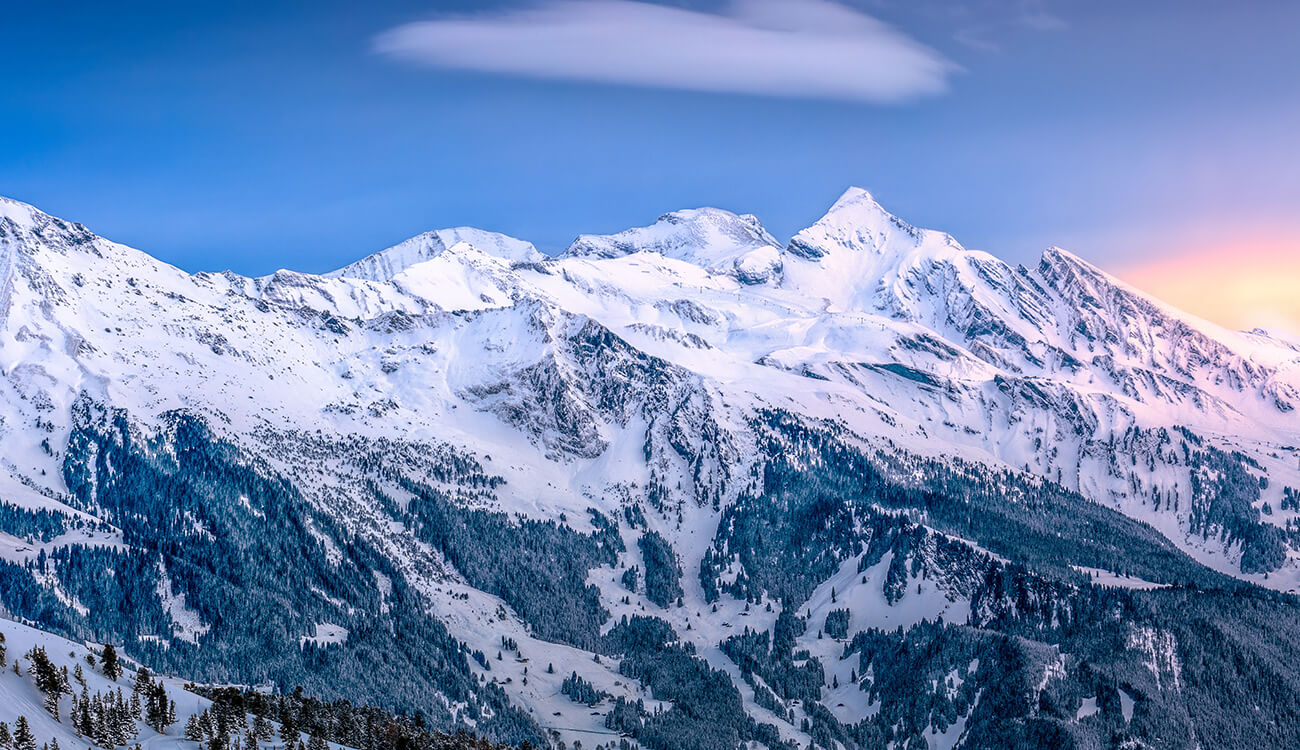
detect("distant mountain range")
[1,189,1298,750]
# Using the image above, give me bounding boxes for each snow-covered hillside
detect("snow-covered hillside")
[2,189,1300,750]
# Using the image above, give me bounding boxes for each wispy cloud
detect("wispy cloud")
[918,0,1065,53]
[373,0,957,103]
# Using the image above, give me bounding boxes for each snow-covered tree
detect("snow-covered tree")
[185,713,207,742]
[12,717,35,750]
[27,647,71,720]
[252,714,273,742]
[100,645,122,682]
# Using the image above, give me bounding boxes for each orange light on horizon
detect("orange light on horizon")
[1114,240,1300,337]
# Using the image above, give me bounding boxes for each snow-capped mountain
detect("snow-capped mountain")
[2,189,1299,750]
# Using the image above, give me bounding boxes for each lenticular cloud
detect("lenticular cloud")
[374,0,956,103]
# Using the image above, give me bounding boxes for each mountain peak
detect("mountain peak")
[785,187,932,261]
[329,227,543,282]
[562,206,778,262]
[560,206,783,283]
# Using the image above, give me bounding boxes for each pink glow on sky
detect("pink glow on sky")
[1115,235,1300,336]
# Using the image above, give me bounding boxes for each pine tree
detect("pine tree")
[198,709,215,739]
[100,645,121,682]
[278,711,297,748]
[132,667,152,697]
[146,683,175,733]
[92,695,108,748]
[73,665,85,688]
[28,647,70,721]
[74,687,93,738]
[105,689,136,747]
[12,717,35,750]
[307,734,327,750]
[0,721,11,747]
[0,632,6,668]
[253,715,273,742]
[186,714,207,742]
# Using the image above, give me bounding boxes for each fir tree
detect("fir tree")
[252,715,273,742]
[146,683,175,733]
[132,667,152,697]
[278,711,297,748]
[74,687,93,737]
[100,645,121,682]
[27,647,71,720]
[12,717,35,750]
[0,721,11,747]
[185,714,207,742]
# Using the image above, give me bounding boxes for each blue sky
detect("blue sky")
[2,0,1298,328]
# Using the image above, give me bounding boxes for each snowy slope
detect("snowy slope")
[0,616,207,750]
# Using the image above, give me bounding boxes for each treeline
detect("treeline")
[186,685,530,750]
